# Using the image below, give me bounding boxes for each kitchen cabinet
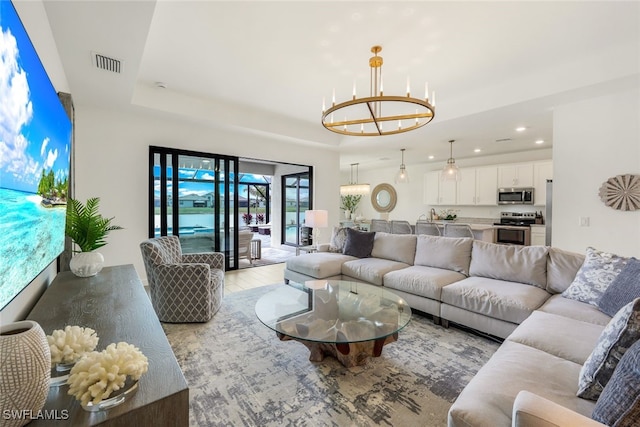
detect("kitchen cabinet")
[424,171,456,205]
[534,161,553,205]
[530,225,546,246]
[498,163,534,188]
[457,166,498,205]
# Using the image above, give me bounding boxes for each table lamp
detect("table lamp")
[305,210,328,247]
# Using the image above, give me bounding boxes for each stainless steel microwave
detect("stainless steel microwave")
[497,188,534,205]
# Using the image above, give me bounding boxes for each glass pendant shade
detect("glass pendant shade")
[395,149,409,184]
[441,140,460,181]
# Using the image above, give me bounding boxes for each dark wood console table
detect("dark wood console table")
[27,265,189,426]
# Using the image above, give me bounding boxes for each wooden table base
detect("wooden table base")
[276,332,399,367]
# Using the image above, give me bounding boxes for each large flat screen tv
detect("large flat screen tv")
[0,1,72,310]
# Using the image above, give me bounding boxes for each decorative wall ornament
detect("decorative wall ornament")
[598,174,640,211]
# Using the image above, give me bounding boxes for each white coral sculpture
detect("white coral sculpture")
[67,342,149,406]
[47,325,99,364]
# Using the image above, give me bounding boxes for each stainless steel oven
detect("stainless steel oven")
[493,212,535,246]
[494,226,530,246]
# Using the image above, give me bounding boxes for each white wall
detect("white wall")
[73,106,341,282]
[552,89,640,257]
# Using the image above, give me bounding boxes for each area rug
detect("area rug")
[239,247,295,269]
[162,285,500,427]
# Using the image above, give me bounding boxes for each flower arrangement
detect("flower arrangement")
[256,213,265,224]
[340,195,362,212]
[47,326,99,364]
[439,209,459,221]
[67,342,148,406]
[242,212,253,225]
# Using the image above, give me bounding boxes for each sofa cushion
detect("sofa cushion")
[341,258,409,286]
[597,257,640,317]
[414,235,473,276]
[328,227,348,253]
[342,228,375,258]
[469,240,549,289]
[537,295,612,326]
[383,265,466,300]
[547,247,586,294]
[592,339,640,426]
[578,298,640,400]
[370,232,417,265]
[285,252,356,279]
[441,276,551,324]
[506,311,605,365]
[448,340,595,427]
[562,247,628,306]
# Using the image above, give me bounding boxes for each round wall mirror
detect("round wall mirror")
[371,183,397,213]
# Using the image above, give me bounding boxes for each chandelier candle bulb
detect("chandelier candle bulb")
[407,77,410,97]
[432,91,436,106]
[332,88,335,106]
[425,82,429,100]
[353,81,356,99]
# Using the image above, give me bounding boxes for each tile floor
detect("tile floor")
[224,262,285,294]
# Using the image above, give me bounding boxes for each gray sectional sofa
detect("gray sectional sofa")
[283,231,614,426]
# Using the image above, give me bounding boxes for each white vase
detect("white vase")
[70,251,104,277]
[0,321,51,427]
[345,210,351,220]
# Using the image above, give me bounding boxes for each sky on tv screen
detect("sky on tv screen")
[0,1,72,310]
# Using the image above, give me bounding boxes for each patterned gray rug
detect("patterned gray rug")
[162,285,500,427]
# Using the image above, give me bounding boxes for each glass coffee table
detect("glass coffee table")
[255,280,411,367]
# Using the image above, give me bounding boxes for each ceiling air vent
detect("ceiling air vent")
[495,138,512,143]
[92,52,122,73]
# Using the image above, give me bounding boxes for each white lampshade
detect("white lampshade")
[305,210,328,228]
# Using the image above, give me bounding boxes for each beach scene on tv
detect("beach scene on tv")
[0,2,72,310]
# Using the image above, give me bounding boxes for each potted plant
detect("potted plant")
[340,195,362,220]
[242,212,253,225]
[65,197,123,277]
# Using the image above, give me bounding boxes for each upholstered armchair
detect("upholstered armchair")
[140,235,224,323]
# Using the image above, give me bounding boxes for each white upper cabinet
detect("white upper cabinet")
[424,171,457,205]
[533,161,553,205]
[498,163,534,188]
[457,166,498,205]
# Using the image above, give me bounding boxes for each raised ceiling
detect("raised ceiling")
[39,1,639,170]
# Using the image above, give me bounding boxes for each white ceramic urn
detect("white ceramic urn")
[0,321,51,427]
[70,251,104,277]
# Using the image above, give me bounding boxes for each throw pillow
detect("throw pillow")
[598,258,640,317]
[328,227,348,253]
[562,247,628,306]
[577,298,640,400]
[342,228,375,258]
[592,339,640,426]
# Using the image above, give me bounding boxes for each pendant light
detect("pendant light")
[395,149,409,184]
[442,140,460,181]
[340,163,370,195]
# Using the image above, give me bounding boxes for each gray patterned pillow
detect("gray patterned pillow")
[592,338,640,426]
[562,247,628,306]
[597,258,640,317]
[577,298,640,400]
[328,227,348,253]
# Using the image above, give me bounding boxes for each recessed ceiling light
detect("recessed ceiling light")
[428,155,434,160]
[474,148,481,153]
[516,126,526,132]
[535,139,545,144]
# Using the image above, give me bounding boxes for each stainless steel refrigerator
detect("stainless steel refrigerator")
[545,179,553,246]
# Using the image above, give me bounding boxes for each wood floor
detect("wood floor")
[225,262,285,294]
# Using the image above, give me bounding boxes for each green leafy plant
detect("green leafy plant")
[340,195,362,212]
[65,197,123,252]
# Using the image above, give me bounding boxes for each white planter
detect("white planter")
[70,251,104,277]
[0,321,51,427]
[344,210,351,220]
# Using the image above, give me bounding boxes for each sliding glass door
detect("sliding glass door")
[282,172,311,246]
[149,147,240,270]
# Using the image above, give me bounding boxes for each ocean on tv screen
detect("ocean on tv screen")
[1,1,72,309]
